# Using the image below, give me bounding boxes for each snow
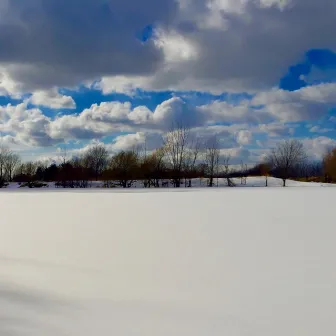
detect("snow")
[1,182,336,335]
[2,176,335,190]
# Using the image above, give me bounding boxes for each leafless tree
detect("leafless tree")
[4,152,20,181]
[183,136,202,187]
[258,163,271,187]
[140,147,166,188]
[205,136,220,187]
[0,146,10,179]
[24,161,38,177]
[222,155,235,187]
[268,139,307,187]
[163,123,190,187]
[59,145,67,165]
[240,161,248,185]
[83,144,109,180]
[107,150,139,188]
[323,148,336,182]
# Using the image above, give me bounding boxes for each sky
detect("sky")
[0,0,335,164]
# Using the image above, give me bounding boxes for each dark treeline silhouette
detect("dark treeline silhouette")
[0,132,334,188]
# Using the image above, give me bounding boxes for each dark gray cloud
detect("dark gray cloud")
[0,0,178,90]
[98,0,336,94]
[0,0,335,94]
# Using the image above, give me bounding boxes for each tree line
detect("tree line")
[0,126,335,188]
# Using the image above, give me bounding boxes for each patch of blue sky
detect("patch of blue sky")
[61,86,251,116]
[0,95,22,106]
[179,91,253,106]
[61,86,175,113]
[137,24,154,42]
[280,49,336,91]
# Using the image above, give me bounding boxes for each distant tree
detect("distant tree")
[258,163,271,187]
[323,148,336,182]
[139,148,166,188]
[57,162,76,188]
[71,156,91,188]
[58,145,68,165]
[163,123,190,188]
[13,161,38,186]
[44,164,59,182]
[268,139,306,187]
[0,146,10,180]
[205,136,220,187]
[222,155,234,187]
[35,166,46,181]
[107,150,139,188]
[183,137,201,187]
[83,144,109,180]
[4,152,20,181]
[240,161,248,185]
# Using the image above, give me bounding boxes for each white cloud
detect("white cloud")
[29,89,76,109]
[258,123,294,137]
[236,130,252,145]
[252,83,336,122]
[302,136,336,159]
[0,0,334,98]
[309,126,333,134]
[0,103,54,147]
[96,0,336,94]
[0,81,335,165]
[220,147,251,164]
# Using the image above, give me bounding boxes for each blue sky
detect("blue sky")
[0,0,335,164]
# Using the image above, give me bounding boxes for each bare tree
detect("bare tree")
[258,163,271,187]
[0,146,10,179]
[323,148,336,182]
[268,139,306,187]
[0,147,21,182]
[83,144,109,180]
[222,155,235,187]
[184,136,201,187]
[58,145,67,165]
[240,161,248,185]
[140,147,166,188]
[205,136,220,187]
[107,150,139,188]
[163,123,190,188]
[5,152,21,181]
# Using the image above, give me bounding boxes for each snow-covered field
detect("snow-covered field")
[1,181,336,335]
[2,176,335,189]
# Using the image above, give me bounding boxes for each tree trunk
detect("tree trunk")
[283,179,286,187]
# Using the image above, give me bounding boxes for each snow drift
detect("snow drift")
[0,185,335,335]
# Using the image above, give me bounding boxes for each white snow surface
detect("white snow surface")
[2,176,335,189]
[0,180,336,335]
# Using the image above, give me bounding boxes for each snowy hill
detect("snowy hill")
[0,186,335,335]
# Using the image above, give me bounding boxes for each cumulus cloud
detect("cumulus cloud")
[0,0,178,93]
[252,83,336,122]
[0,0,334,95]
[28,89,76,109]
[0,82,334,147]
[200,100,273,124]
[0,103,55,147]
[309,126,333,134]
[236,130,253,145]
[258,123,294,137]
[111,132,164,152]
[302,136,336,159]
[97,0,336,94]
[220,147,251,165]
[0,81,335,163]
